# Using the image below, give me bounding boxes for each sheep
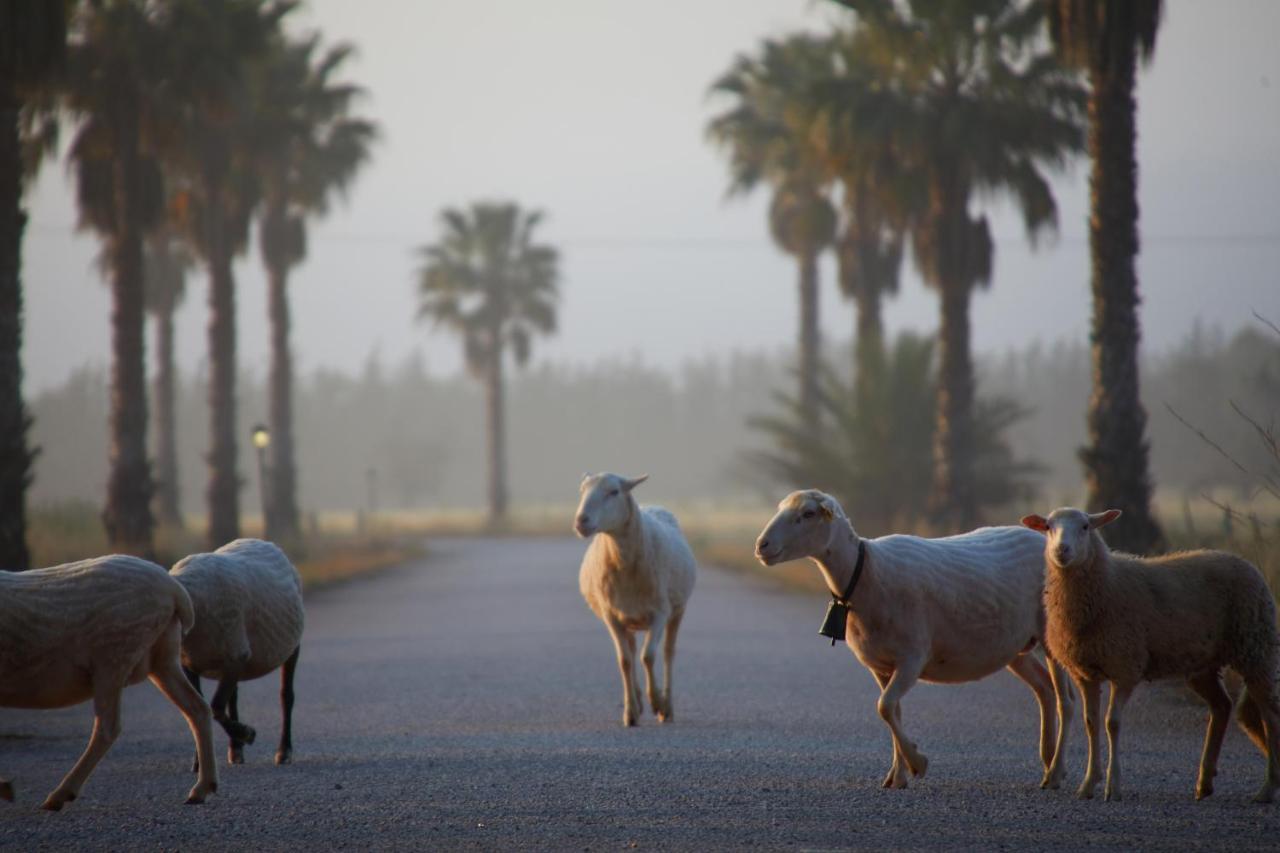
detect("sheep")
[170,538,304,767]
[0,555,218,810]
[755,489,1074,789]
[575,473,697,726]
[1021,507,1280,803]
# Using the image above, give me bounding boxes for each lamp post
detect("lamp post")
[251,423,271,539]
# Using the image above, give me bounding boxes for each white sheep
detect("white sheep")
[170,538,304,766]
[0,555,218,810]
[1021,507,1280,802]
[755,490,1074,789]
[575,473,697,726]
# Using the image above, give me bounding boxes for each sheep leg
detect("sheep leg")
[210,673,257,748]
[1240,674,1280,803]
[1186,669,1232,800]
[659,608,684,723]
[150,652,219,804]
[1043,655,1074,790]
[641,612,669,721]
[184,667,204,773]
[1076,678,1102,799]
[604,618,640,726]
[1103,681,1134,802]
[1006,653,1058,787]
[872,670,908,788]
[276,645,301,765]
[226,682,247,764]
[876,657,928,779]
[43,678,124,810]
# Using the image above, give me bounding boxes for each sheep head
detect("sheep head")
[574,472,648,538]
[754,489,843,566]
[1021,507,1121,569]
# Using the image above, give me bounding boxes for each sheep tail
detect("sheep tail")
[172,581,196,636]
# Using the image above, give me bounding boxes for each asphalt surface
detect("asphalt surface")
[2,535,1279,850]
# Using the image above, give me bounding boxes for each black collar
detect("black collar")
[834,538,866,604]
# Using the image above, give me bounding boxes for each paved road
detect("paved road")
[2,536,1278,850]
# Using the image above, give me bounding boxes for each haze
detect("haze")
[21,0,1280,394]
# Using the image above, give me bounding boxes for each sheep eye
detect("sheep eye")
[607,489,619,498]
[1081,523,1088,532]
[802,510,816,520]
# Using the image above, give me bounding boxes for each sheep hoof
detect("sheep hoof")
[228,746,245,765]
[274,749,292,765]
[1195,783,1213,800]
[622,713,637,727]
[1104,788,1121,802]
[908,754,928,779]
[1076,784,1095,800]
[40,790,74,811]
[0,780,13,802]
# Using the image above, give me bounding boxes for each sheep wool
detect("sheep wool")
[0,555,218,810]
[171,538,304,765]
[757,489,1074,790]
[1024,507,1280,803]
[575,473,696,727]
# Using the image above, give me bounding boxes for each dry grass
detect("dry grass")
[26,501,422,592]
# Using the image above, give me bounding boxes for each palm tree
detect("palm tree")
[836,187,902,402]
[158,0,289,548]
[65,1,172,558]
[252,34,376,542]
[707,35,838,422]
[1050,0,1165,553]
[0,0,67,570]
[143,223,191,529]
[828,0,1086,529]
[415,203,560,522]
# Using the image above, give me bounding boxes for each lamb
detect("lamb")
[575,473,697,726]
[0,555,218,810]
[1021,507,1280,803]
[755,490,1074,789]
[170,538,304,767]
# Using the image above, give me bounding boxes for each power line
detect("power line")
[25,220,1280,250]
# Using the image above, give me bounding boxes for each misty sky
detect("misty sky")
[22,0,1280,397]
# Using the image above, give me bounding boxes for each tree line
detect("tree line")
[706,0,1167,551]
[25,325,1277,521]
[1,0,375,566]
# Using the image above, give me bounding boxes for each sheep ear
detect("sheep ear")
[1021,514,1049,532]
[622,474,649,492]
[1089,509,1122,529]
[816,496,836,521]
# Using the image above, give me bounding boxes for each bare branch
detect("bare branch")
[1252,310,1280,339]
[1165,403,1254,479]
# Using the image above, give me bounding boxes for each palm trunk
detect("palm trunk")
[486,345,508,522]
[0,89,33,570]
[840,232,885,404]
[267,257,299,541]
[205,194,239,548]
[798,251,820,420]
[1079,35,1164,554]
[929,278,977,531]
[101,141,154,558]
[153,278,181,528]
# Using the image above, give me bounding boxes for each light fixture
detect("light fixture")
[252,423,270,450]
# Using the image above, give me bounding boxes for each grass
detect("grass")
[27,501,424,592]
